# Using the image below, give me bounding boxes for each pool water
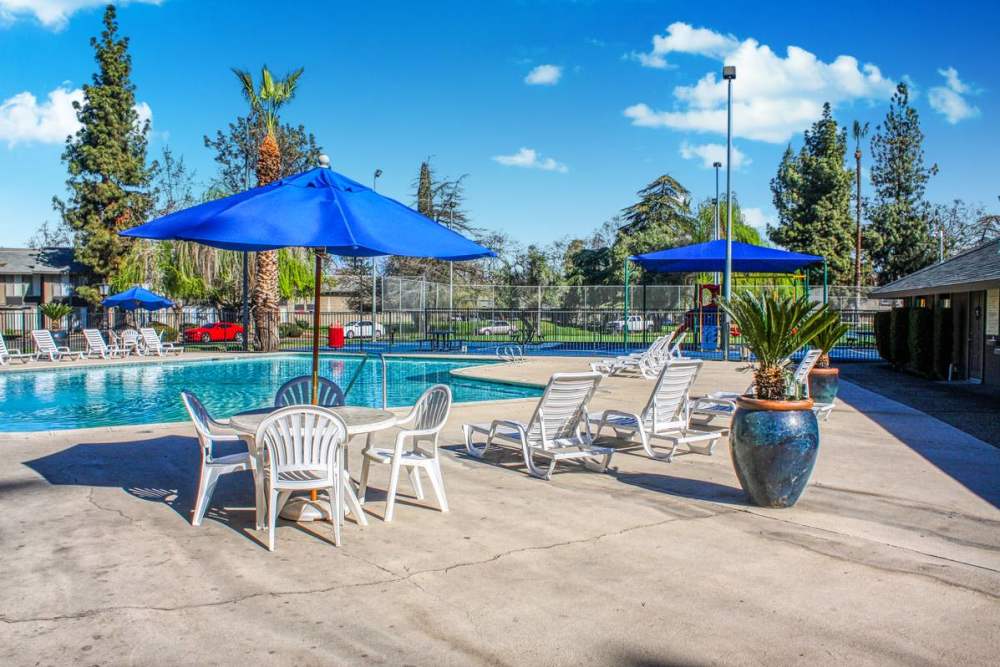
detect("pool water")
[0,355,541,432]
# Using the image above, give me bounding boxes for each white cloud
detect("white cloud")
[0,1,162,30]
[524,64,562,86]
[492,147,568,173]
[0,85,153,147]
[679,141,749,169]
[928,66,980,124]
[625,22,896,143]
[742,207,770,231]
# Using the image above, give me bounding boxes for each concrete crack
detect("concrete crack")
[86,488,142,525]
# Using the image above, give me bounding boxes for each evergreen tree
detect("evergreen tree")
[53,5,153,284]
[611,174,697,281]
[867,83,938,283]
[768,103,854,283]
[693,194,762,245]
[416,161,434,217]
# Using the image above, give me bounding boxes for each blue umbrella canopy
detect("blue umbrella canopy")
[630,240,823,273]
[121,166,495,259]
[102,286,174,311]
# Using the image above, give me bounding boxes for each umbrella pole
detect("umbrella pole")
[241,252,249,352]
[311,251,325,405]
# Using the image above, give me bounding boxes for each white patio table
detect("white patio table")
[230,406,397,527]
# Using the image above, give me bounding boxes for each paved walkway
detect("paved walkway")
[0,357,997,665]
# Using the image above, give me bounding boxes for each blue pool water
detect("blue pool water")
[0,355,541,432]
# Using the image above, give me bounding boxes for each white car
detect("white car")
[477,320,517,335]
[608,315,653,333]
[343,320,385,339]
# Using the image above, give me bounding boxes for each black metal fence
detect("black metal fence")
[1,307,880,361]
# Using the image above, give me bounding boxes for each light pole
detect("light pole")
[713,160,722,286]
[448,200,456,317]
[722,65,735,361]
[371,169,382,339]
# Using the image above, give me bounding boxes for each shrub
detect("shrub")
[39,301,74,328]
[907,308,934,376]
[874,311,892,363]
[149,321,178,342]
[278,322,303,338]
[294,318,310,329]
[932,307,954,380]
[889,307,910,370]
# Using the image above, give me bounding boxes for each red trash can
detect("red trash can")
[328,325,344,349]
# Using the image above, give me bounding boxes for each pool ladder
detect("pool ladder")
[341,352,389,409]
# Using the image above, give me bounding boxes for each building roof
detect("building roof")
[870,239,1000,297]
[0,247,87,275]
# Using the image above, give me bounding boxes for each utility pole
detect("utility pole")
[713,160,722,287]
[722,65,735,361]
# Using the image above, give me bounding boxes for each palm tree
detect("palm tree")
[851,120,870,298]
[233,65,304,351]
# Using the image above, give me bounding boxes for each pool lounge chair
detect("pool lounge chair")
[84,329,126,359]
[139,327,184,356]
[591,324,686,379]
[0,333,32,365]
[463,371,613,480]
[31,329,83,362]
[588,358,723,461]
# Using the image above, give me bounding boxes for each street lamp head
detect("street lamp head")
[318,154,331,168]
[722,65,736,80]
[374,168,383,179]
[98,282,109,297]
[713,161,722,168]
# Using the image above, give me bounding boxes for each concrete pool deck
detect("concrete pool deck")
[0,357,997,665]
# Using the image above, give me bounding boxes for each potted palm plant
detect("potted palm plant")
[39,301,74,345]
[718,291,840,508]
[808,319,850,404]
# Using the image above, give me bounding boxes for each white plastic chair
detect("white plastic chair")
[119,329,143,356]
[181,391,258,527]
[31,329,83,362]
[589,358,723,461]
[274,375,345,408]
[0,333,31,366]
[255,406,348,551]
[463,371,612,480]
[140,327,183,356]
[359,384,451,522]
[84,329,125,359]
[591,325,686,378]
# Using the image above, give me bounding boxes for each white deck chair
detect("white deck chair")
[589,358,724,461]
[590,334,668,376]
[140,327,183,356]
[592,325,687,378]
[463,371,612,480]
[84,329,125,359]
[181,391,259,527]
[31,329,83,362]
[256,406,348,551]
[691,349,825,423]
[359,384,452,522]
[0,333,31,365]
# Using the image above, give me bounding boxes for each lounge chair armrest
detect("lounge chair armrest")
[9,348,22,355]
[56,346,72,352]
[489,419,527,438]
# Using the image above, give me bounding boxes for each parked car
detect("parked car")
[343,320,385,339]
[607,315,653,333]
[477,320,517,335]
[184,321,244,344]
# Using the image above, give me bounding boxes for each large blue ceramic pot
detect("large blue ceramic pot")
[808,368,839,403]
[730,397,819,508]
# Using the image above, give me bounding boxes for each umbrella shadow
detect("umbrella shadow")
[23,435,262,539]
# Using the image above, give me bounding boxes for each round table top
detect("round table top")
[229,405,397,436]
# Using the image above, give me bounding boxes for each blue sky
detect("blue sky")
[0,0,996,248]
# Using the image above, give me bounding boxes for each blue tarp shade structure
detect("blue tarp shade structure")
[630,240,823,273]
[122,167,495,259]
[102,286,173,311]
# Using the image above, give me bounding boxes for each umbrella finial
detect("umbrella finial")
[318,154,330,168]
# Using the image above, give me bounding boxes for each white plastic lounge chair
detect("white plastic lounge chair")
[589,358,723,461]
[591,325,687,378]
[274,375,345,408]
[691,349,825,423]
[359,384,451,522]
[463,371,612,480]
[0,333,31,365]
[590,334,668,376]
[256,406,348,551]
[31,329,83,362]
[84,329,126,359]
[140,327,183,356]
[181,391,259,527]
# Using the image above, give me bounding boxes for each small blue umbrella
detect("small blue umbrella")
[102,286,174,311]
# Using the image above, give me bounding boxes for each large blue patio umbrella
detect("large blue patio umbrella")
[102,286,174,311]
[120,157,495,402]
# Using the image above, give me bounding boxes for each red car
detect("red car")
[184,321,244,344]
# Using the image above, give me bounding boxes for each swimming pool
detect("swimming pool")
[0,355,541,432]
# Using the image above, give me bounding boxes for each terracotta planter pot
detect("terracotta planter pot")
[808,367,839,403]
[730,396,819,508]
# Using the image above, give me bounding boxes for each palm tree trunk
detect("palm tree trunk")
[252,132,282,351]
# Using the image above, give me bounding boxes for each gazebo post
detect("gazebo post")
[822,260,829,304]
[623,258,630,351]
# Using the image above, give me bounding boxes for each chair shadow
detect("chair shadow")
[23,435,263,541]
[441,443,604,478]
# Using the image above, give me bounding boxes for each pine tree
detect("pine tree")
[416,161,434,218]
[768,103,854,283]
[867,83,937,283]
[53,5,153,284]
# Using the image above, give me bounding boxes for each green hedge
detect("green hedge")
[874,311,892,362]
[278,322,304,338]
[889,307,910,369]
[148,321,178,342]
[933,307,954,379]
[907,308,934,376]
